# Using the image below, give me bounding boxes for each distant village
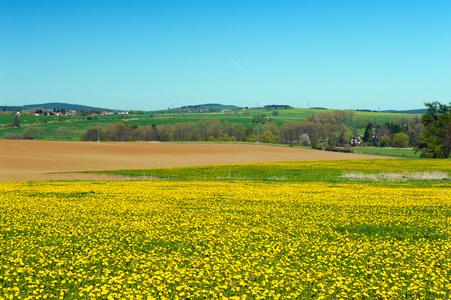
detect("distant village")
[8,108,129,117]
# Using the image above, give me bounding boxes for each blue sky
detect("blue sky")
[1,0,450,111]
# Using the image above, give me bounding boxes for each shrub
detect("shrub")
[245,135,257,142]
[4,132,22,140]
[22,126,44,140]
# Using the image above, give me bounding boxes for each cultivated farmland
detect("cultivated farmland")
[0,141,450,299]
[0,140,383,181]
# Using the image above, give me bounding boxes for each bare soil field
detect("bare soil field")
[0,140,386,181]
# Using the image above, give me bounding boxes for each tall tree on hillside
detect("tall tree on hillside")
[13,115,20,127]
[363,123,373,143]
[415,101,451,158]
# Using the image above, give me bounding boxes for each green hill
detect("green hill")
[381,109,426,114]
[179,103,243,110]
[1,102,106,112]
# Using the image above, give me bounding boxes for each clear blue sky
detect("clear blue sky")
[1,0,450,111]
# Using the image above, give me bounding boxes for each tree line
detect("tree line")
[78,113,423,149]
[80,119,283,143]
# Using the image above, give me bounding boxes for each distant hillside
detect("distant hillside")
[179,103,243,110]
[264,105,293,110]
[381,109,427,114]
[1,102,106,112]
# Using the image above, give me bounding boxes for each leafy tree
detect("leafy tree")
[13,115,20,127]
[162,132,173,141]
[340,131,352,147]
[252,114,267,124]
[327,132,339,147]
[385,121,408,134]
[443,121,451,152]
[407,123,424,147]
[300,134,311,146]
[80,127,105,141]
[260,131,279,143]
[416,102,451,158]
[363,123,373,143]
[392,133,409,148]
[244,126,254,138]
[53,127,74,139]
[380,135,391,147]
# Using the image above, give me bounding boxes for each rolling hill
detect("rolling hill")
[1,102,106,112]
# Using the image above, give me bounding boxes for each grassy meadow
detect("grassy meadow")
[1,159,450,299]
[99,158,448,182]
[352,147,420,157]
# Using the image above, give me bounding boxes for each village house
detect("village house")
[351,135,364,146]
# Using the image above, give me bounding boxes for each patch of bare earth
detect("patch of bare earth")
[343,171,450,181]
[0,140,388,181]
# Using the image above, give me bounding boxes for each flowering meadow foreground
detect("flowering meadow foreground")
[1,160,451,299]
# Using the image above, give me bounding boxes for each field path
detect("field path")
[0,140,385,181]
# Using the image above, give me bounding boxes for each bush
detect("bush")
[311,142,325,150]
[4,132,22,140]
[245,135,257,142]
[324,147,353,153]
[22,126,44,140]
[80,127,103,141]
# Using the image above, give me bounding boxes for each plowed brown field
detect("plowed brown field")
[0,140,385,181]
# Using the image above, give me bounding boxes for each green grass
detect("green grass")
[353,147,420,157]
[333,223,447,241]
[96,158,451,182]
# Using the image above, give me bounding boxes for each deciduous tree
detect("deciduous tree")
[13,115,20,127]
[416,102,451,158]
[392,133,409,148]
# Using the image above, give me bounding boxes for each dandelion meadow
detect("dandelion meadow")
[1,168,450,299]
[103,158,451,182]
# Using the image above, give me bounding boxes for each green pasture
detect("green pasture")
[0,118,126,140]
[353,147,420,157]
[96,158,451,183]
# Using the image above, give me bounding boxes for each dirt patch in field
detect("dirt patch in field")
[0,140,387,181]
